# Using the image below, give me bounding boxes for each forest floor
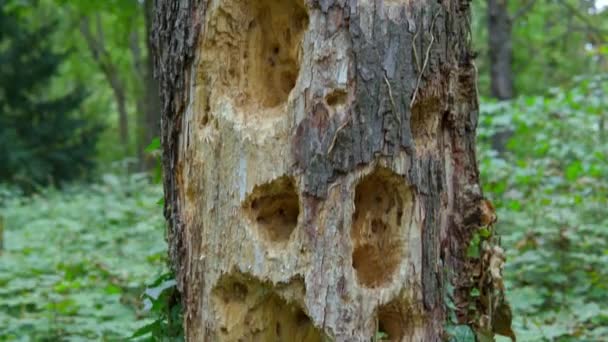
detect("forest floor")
[0,174,167,340]
[1,88,607,341]
[1,171,605,341]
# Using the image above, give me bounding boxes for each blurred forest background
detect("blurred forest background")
[0,0,606,340]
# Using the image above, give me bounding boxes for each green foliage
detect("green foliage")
[0,174,167,339]
[446,324,476,342]
[471,0,608,96]
[478,75,608,341]
[53,0,149,162]
[0,0,102,190]
[444,282,477,342]
[144,138,161,154]
[7,0,152,164]
[373,330,389,341]
[132,272,184,341]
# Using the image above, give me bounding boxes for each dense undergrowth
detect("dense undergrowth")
[0,78,606,341]
[478,76,608,341]
[0,174,167,340]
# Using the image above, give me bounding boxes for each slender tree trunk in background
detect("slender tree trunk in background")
[153,0,511,340]
[488,0,514,100]
[112,77,130,149]
[80,16,130,150]
[131,21,146,167]
[143,0,161,163]
[487,0,514,153]
[134,80,147,167]
[135,0,162,170]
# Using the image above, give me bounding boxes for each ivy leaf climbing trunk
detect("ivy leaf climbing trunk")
[151,0,512,340]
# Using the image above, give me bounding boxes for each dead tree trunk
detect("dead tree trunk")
[152,0,510,340]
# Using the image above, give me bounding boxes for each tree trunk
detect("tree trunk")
[487,0,514,153]
[152,0,508,340]
[80,16,131,150]
[143,0,161,163]
[134,0,162,170]
[487,0,514,100]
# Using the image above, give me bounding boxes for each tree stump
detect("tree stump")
[152,0,500,340]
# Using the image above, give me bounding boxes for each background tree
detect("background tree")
[475,0,607,151]
[0,0,100,190]
[488,0,515,100]
[476,0,607,96]
[47,0,161,169]
[133,0,161,170]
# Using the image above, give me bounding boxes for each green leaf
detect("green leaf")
[467,233,481,258]
[565,161,582,181]
[144,279,177,301]
[131,320,161,338]
[479,228,492,239]
[375,331,388,340]
[145,137,161,153]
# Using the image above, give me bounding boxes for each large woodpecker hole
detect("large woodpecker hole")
[212,274,324,341]
[244,176,300,243]
[375,299,413,341]
[351,168,412,288]
[202,0,308,112]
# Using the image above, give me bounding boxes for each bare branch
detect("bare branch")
[556,0,607,43]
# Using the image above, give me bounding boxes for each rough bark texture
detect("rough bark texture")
[152,0,495,340]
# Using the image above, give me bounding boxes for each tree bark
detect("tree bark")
[152,0,507,340]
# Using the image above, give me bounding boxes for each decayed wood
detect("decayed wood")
[152,0,494,340]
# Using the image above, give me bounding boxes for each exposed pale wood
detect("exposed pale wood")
[152,0,491,340]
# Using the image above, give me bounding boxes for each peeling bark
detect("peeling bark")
[152,0,500,340]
